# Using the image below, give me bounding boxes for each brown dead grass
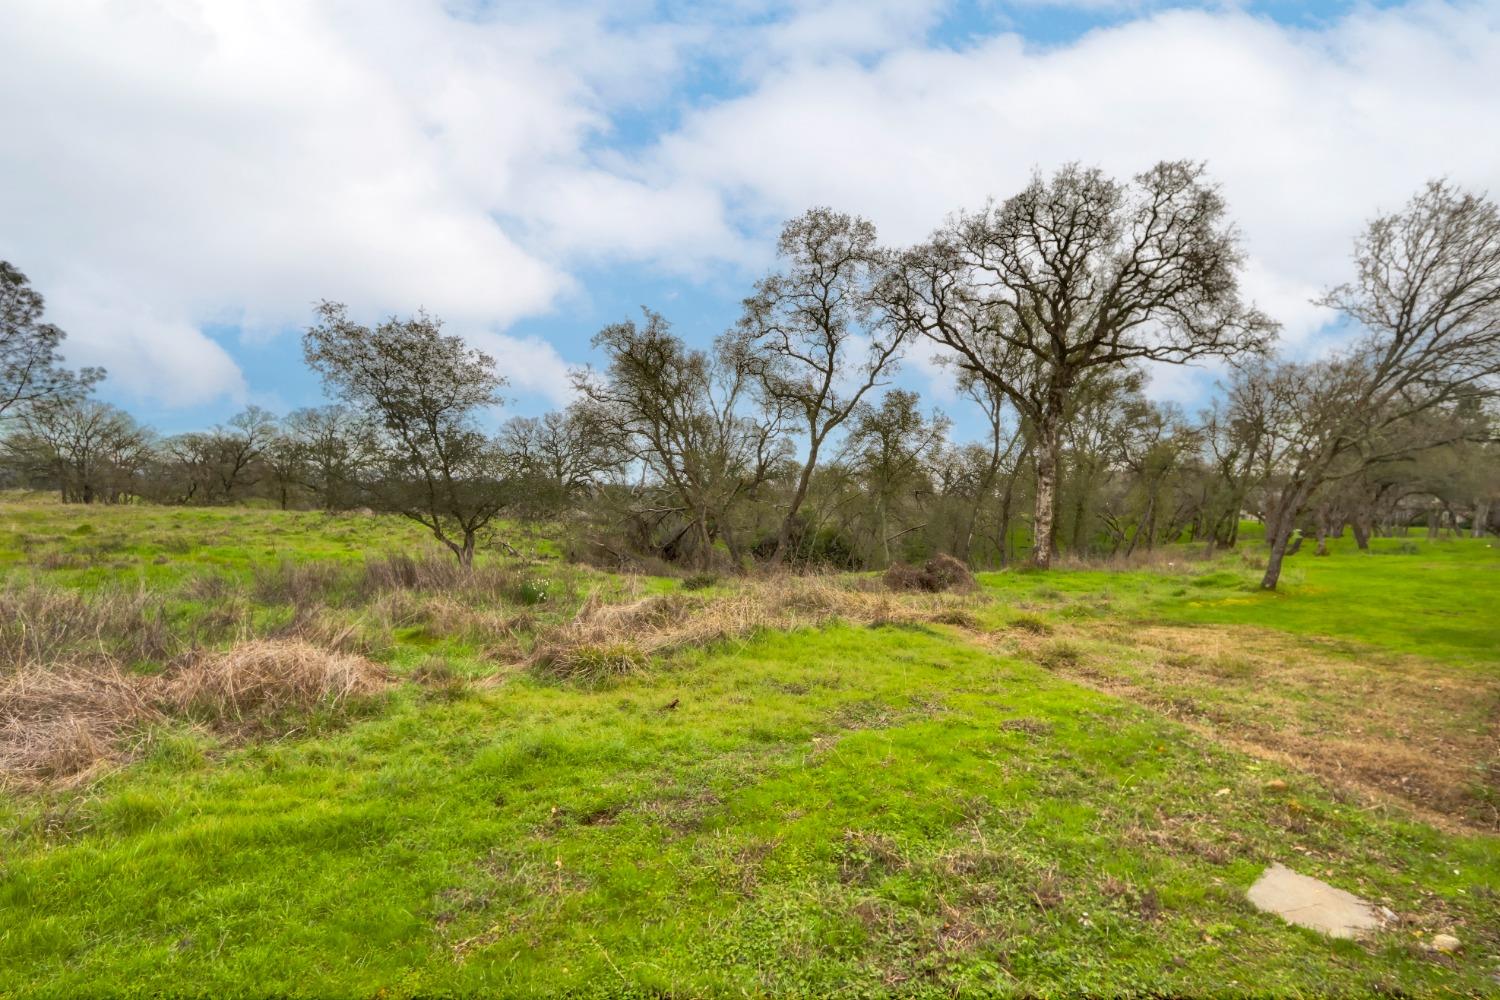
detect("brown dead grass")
[988,621,1500,833]
[530,575,986,682]
[0,640,388,788]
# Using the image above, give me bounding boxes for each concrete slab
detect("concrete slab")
[1246,863,1384,939]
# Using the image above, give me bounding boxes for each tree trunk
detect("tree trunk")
[995,439,1030,568]
[770,443,820,566]
[459,530,476,569]
[1261,522,1295,590]
[1314,516,1329,557]
[1259,498,1304,590]
[1030,416,1061,570]
[1351,518,1370,551]
[1474,499,1492,538]
[1069,470,1091,556]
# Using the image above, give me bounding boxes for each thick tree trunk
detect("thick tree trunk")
[1262,523,1294,590]
[770,443,820,566]
[1030,416,1061,570]
[1260,495,1305,590]
[1474,500,1492,538]
[1351,518,1370,551]
[1314,516,1329,557]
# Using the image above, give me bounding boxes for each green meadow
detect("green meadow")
[1,497,1497,997]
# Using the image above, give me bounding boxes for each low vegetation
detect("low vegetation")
[0,499,1495,997]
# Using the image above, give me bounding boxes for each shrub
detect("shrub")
[882,554,976,593]
[922,553,976,592]
[681,572,719,591]
[1032,639,1084,670]
[1008,613,1051,635]
[882,562,928,592]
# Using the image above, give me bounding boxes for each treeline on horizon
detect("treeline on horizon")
[2,162,1498,591]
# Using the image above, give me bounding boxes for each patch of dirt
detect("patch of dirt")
[994,622,1500,834]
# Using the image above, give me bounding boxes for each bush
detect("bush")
[1009,613,1051,635]
[923,554,976,592]
[1032,639,1084,670]
[883,554,976,593]
[882,562,928,591]
[681,572,719,591]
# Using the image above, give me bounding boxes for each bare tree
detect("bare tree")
[1,261,103,420]
[303,302,513,567]
[213,406,278,501]
[575,310,786,568]
[846,389,950,567]
[1248,181,1500,589]
[4,398,151,503]
[500,406,624,516]
[882,162,1273,568]
[283,404,369,511]
[733,208,907,564]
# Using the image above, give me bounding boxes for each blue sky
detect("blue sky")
[2,0,1496,438]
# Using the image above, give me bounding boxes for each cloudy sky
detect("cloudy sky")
[3,0,1499,435]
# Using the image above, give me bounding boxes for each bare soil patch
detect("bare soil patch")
[995,622,1499,833]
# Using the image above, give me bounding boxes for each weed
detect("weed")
[1032,639,1084,669]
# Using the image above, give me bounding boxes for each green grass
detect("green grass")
[978,528,1500,665]
[1,502,1497,996]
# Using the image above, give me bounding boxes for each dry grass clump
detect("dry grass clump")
[1008,612,1052,635]
[882,554,976,593]
[533,575,985,682]
[161,641,387,731]
[0,663,165,785]
[0,584,182,674]
[0,641,388,787]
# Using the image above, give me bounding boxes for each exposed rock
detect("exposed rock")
[1428,933,1462,954]
[1246,863,1385,939]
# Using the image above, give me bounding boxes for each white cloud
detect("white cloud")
[467,331,577,408]
[639,0,1500,367]
[0,0,685,406]
[3,0,1499,416]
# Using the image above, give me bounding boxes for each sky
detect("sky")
[2,0,1498,438]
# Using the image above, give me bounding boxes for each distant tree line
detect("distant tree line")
[3,164,1498,588]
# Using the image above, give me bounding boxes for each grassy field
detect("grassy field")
[0,496,1497,997]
